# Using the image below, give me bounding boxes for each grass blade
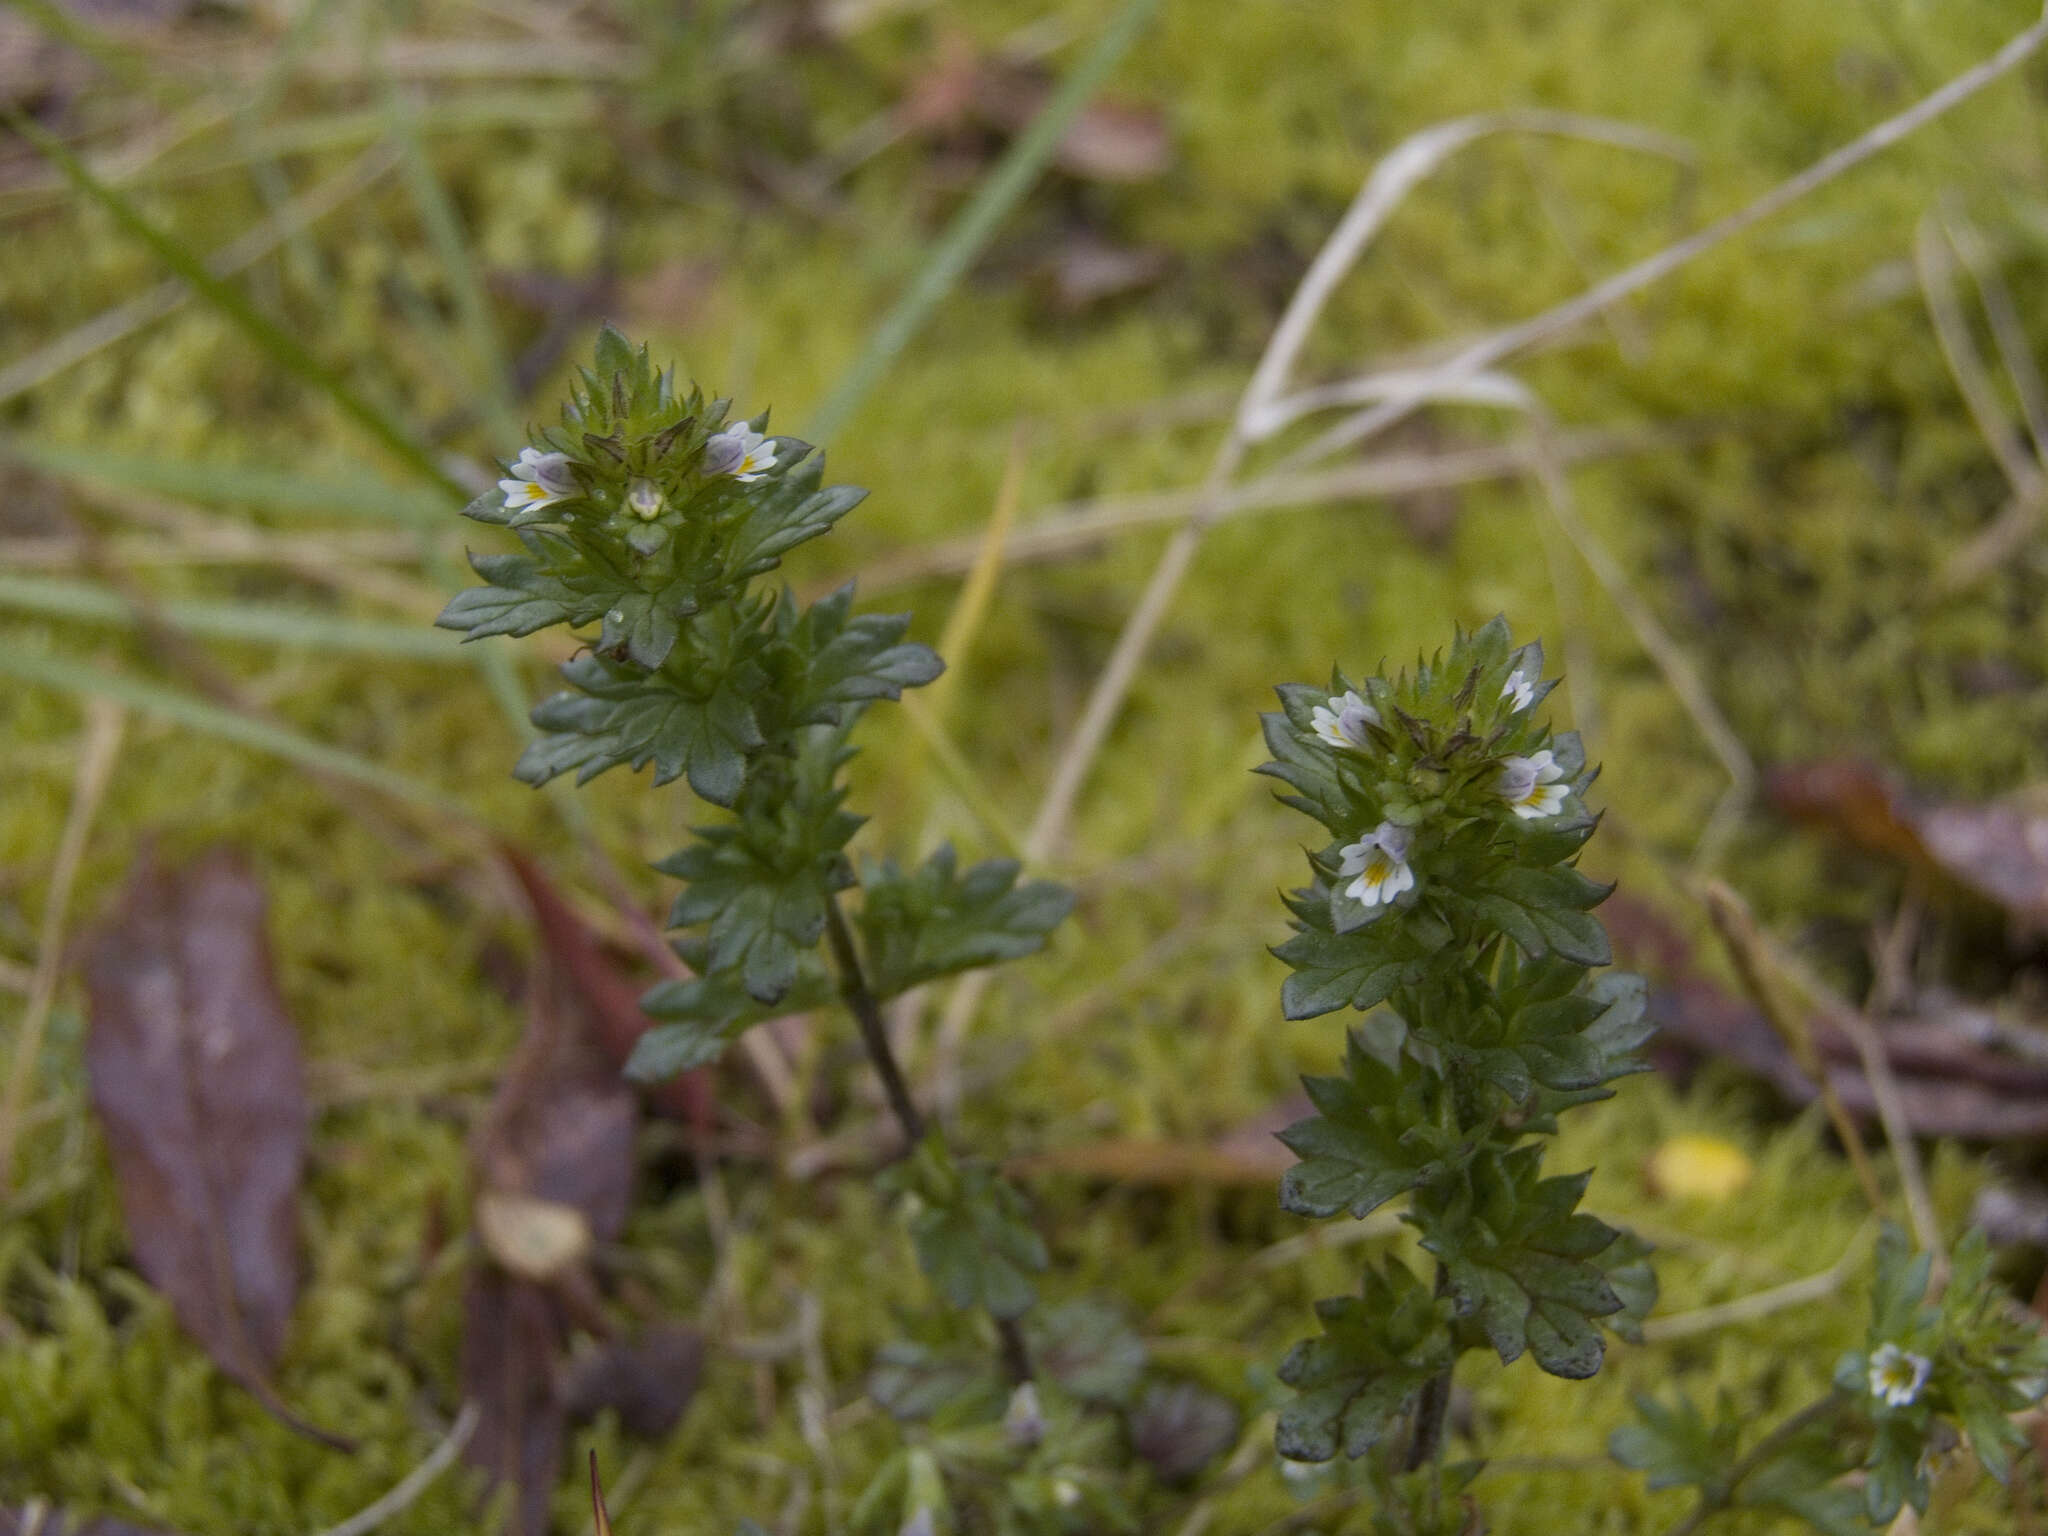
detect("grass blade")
[0,573,465,660]
[383,83,521,443]
[5,109,466,501]
[0,650,469,818]
[802,0,1161,442]
[0,437,446,528]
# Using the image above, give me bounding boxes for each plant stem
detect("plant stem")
[823,891,926,1147]
[820,890,1034,1383]
[1658,1393,1846,1536]
[1404,1264,1455,1471]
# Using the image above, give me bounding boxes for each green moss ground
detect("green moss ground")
[6,0,2048,1529]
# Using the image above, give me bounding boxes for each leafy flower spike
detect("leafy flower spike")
[1258,620,1657,1488]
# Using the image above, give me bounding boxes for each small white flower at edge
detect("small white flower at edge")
[1868,1343,1931,1409]
[1502,667,1536,712]
[1310,689,1379,752]
[1496,750,1567,820]
[1338,822,1415,908]
[706,422,777,482]
[498,447,575,514]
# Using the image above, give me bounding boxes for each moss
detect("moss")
[5,0,2048,1527]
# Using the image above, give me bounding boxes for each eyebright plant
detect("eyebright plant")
[1616,1225,2048,1532]
[1259,621,1659,1528]
[439,327,1074,1391]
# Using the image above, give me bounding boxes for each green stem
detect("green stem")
[822,892,926,1146]
[1404,1264,1455,1472]
[1658,1393,1847,1536]
[820,889,1034,1384]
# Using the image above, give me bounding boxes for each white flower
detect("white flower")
[705,421,777,482]
[1338,822,1415,908]
[1868,1343,1931,1408]
[498,447,576,515]
[1310,690,1379,752]
[1501,667,1536,712]
[1496,750,1567,820]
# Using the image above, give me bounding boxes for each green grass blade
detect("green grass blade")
[4,109,466,502]
[382,83,521,445]
[0,438,448,528]
[0,650,470,818]
[0,574,464,660]
[803,0,1161,443]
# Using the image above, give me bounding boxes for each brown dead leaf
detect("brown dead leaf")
[1608,892,2048,1140]
[560,1323,705,1439]
[463,881,641,1536]
[461,1268,569,1536]
[1044,234,1170,312]
[1056,100,1171,182]
[80,850,335,1440]
[502,849,701,1123]
[1767,759,2048,931]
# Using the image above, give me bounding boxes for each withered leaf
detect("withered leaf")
[503,849,701,1123]
[81,850,308,1391]
[560,1323,706,1439]
[1607,892,2048,1140]
[1767,759,2048,932]
[463,880,641,1536]
[460,1269,568,1536]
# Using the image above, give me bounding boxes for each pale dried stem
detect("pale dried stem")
[854,425,1691,592]
[1524,424,1754,869]
[1640,1224,1872,1342]
[1943,207,2048,468]
[1703,879,1890,1219]
[307,1401,479,1536]
[1280,11,2048,473]
[0,698,125,1193]
[1914,213,2043,500]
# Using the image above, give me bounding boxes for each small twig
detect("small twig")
[1702,880,1888,1218]
[1914,213,2044,501]
[1641,1224,1873,1342]
[307,1402,479,1536]
[0,696,124,1192]
[1524,421,1754,869]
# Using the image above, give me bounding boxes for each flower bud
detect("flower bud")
[627,477,664,520]
[1004,1382,1045,1448]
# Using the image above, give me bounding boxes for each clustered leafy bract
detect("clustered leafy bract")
[1259,619,1657,1479]
[439,325,1074,1074]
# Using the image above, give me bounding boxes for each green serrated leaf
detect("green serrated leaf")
[517,653,763,803]
[1275,1260,1454,1463]
[1277,1032,1446,1220]
[855,843,1075,1000]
